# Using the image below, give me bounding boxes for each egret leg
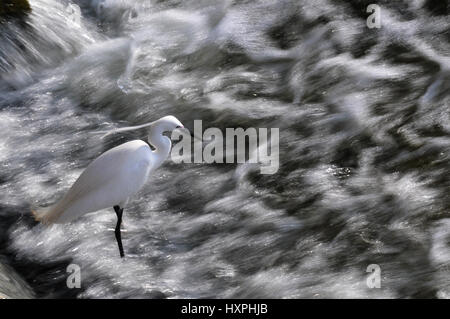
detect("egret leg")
[113,205,125,258]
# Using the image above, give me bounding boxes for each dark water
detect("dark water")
[0,0,449,298]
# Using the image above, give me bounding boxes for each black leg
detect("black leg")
[113,205,124,258]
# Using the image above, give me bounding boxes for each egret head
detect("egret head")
[147,115,184,153]
[152,115,184,133]
[99,115,184,139]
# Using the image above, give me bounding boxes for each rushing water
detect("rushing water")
[0,0,449,298]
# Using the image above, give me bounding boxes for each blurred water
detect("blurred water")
[0,0,449,298]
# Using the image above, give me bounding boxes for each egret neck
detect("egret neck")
[148,126,172,171]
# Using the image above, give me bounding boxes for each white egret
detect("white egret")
[32,115,185,258]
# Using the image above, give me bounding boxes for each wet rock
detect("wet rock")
[0,0,31,18]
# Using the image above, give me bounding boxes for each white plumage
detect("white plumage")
[33,140,152,224]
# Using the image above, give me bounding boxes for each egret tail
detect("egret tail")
[31,207,56,224]
[31,195,74,224]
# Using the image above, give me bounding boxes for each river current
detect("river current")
[0,0,449,298]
